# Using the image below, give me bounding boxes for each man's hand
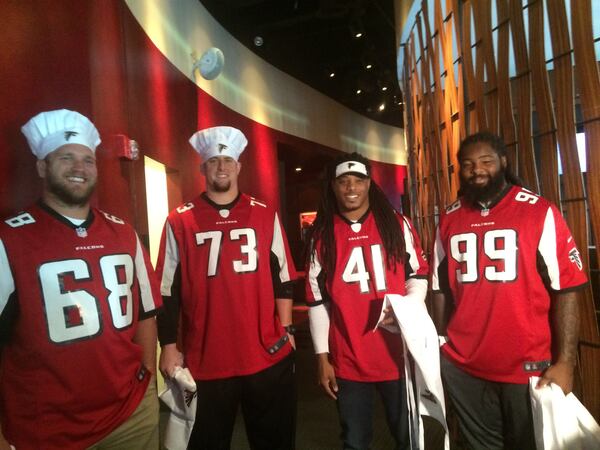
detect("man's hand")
[379,307,397,327]
[0,433,13,450]
[317,353,338,400]
[538,291,580,395]
[536,360,575,394]
[159,343,184,379]
[287,333,296,350]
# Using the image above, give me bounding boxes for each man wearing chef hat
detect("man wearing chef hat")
[0,109,162,449]
[155,126,298,449]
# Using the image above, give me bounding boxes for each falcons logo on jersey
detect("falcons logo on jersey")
[569,248,583,271]
[185,389,197,407]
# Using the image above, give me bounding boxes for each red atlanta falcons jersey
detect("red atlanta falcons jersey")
[155,193,297,380]
[306,211,428,382]
[0,203,161,450]
[432,185,587,384]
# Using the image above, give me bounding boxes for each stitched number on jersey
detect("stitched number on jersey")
[39,255,134,344]
[196,231,223,276]
[5,212,35,227]
[342,245,386,293]
[196,228,258,275]
[515,190,539,204]
[450,230,517,282]
[230,228,257,272]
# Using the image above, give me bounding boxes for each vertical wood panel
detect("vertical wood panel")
[570,0,600,419]
[528,0,560,205]
[509,0,538,190]
[472,0,499,133]
[495,0,517,154]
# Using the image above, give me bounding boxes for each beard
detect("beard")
[46,172,96,207]
[210,179,232,193]
[460,168,506,204]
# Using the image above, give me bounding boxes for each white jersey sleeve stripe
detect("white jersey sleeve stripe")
[160,221,180,296]
[271,212,291,283]
[308,250,324,301]
[538,207,561,290]
[134,234,157,313]
[0,239,15,315]
[402,217,421,277]
[308,303,330,353]
[431,227,445,292]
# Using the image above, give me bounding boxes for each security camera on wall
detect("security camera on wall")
[193,47,225,80]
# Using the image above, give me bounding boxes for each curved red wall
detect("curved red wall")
[0,0,407,233]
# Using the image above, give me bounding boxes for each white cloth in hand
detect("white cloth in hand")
[159,367,197,450]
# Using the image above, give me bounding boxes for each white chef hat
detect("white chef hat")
[21,109,101,159]
[189,126,247,162]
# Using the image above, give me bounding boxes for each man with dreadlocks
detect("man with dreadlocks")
[431,132,587,450]
[305,152,428,450]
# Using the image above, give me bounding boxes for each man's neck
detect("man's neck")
[340,204,369,222]
[42,194,90,219]
[205,188,240,205]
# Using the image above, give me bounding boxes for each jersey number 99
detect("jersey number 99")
[450,229,517,283]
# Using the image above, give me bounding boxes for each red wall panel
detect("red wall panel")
[0,0,407,233]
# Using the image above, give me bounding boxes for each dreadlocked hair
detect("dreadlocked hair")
[458,131,525,188]
[305,152,406,276]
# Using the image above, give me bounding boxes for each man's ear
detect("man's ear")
[236,161,242,174]
[36,159,47,179]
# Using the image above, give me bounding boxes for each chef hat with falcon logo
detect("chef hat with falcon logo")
[334,152,370,179]
[189,126,248,162]
[21,109,101,159]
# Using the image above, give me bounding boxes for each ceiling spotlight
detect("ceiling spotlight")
[381,86,388,91]
[295,167,302,172]
[349,19,365,39]
[378,103,386,111]
[356,89,362,94]
[329,72,335,78]
[253,36,264,47]
[365,63,373,70]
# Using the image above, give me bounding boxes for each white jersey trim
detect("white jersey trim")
[402,217,421,277]
[0,239,15,315]
[271,212,291,284]
[431,227,445,292]
[307,249,324,301]
[160,221,180,296]
[134,233,158,314]
[538,207,561,290]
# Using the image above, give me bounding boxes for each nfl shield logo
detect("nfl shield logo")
[76,227,88,238]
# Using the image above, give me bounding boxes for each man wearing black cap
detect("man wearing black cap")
[0,109,162,449]
[305,152,428,450]
[155,126,298,449]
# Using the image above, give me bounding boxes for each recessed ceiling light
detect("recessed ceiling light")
[365,64,372,69]
[295,167,302,172]
[355,32,363,38]
[253,36,264,47]
[356,89,362,94]
[381,86,388,91]
[378,103,386,111]
[329,72,335,78]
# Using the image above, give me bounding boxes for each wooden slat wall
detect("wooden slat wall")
[401,0,600,419]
